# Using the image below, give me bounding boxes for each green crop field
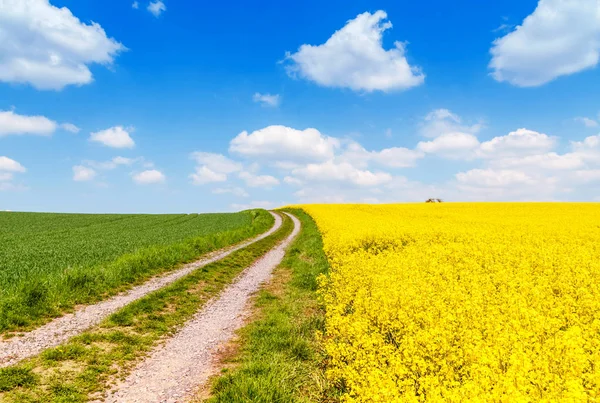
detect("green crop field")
[0,210,273,333]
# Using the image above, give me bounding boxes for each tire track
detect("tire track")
[0,212,282,368]
[104,212,300,403]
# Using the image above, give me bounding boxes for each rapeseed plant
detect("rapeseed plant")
[302,203,600,402]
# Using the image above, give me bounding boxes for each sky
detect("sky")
[1,0,600,213]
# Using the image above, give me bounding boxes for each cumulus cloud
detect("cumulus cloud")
[90,126,135,148]
[489,0,600,87]
[133,169,165,184]
[456,168,535,188]
[147,0,166,17]
[291,161,392,187]
[191,116,600,202]
[191,152,242,174]
[230,125,339,162]
[190,166,227,185]
[189,152,242,185]
[575,169,600,182]
[341,142,424,168]
[571,134,600,162]
[0,110,57,136]
[85,156,139,170]
[285,10,424,92]
[283,176,303,186]
[417,132,480,158]
[490,152,584,170]
[239,171,280,188]
[0,0,125,90]
[252,93,281,107]
[0,156,26,172]
[419,108,482,139]
[478,128,556,157]
[72,165,96,181]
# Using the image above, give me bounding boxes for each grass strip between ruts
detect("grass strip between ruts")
[1,209,274,336]
[0,213,293,403]
[199,208,339,402]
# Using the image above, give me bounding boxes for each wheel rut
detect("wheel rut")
[0,212,282,368]
[103,212,300,403]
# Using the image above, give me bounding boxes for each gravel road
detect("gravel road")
[0,212,281,368]
[103,212,300,403]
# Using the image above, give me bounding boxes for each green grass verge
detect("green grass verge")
[202,208,337,402]
[0,209,273,335]
[0,213,293,403]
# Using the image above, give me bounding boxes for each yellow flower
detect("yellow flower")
[299,203,600,402]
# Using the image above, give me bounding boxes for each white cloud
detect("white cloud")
[0,156,26,172]
[575,117,598,128]
[147,0,166,17]
[191,152,242,174]
[253,93,281,107]
[341,142,424,168]
[572,134,600,150]
[489,0,600,87]
[0,110,57,136]
[72,165,96,182]
[86,156,138,170]
[212,187,249,198]
[285,10,424,92]
[575,170,600,182]
[425,108,460,122]
[190,166,227,185]
[0,157,26,190]
[490,152,584,170]
[90,126,135,148]
[283,176,303,186]
[375,147,424,168]
[479,128,555,156]
[419,108,482,138]
[414,109,483,158]
[0,0,125,90]
[230,125,339,162]
[132,1,139,9]
[239,171,280,188]
[456,168,535,188]
[112,156,135,166]
[61,123,80,133]
[417,132,480,158]
[571,134,600,163]
[189,152,242,185]
[291,161,392,186]
[133,169,165,184]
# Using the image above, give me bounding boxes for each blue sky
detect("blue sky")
[1,0,600,213]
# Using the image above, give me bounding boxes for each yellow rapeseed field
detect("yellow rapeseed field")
[301,203,600,402]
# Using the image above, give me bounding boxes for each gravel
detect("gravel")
[103,212,300,403]
[0,212,281,368]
